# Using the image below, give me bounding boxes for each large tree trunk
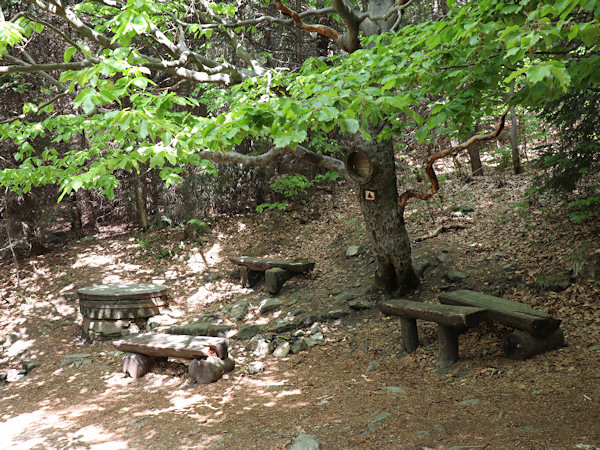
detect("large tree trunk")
[354,138,419,294]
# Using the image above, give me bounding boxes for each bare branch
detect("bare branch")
[275,1,340,42]
[0,60,96,74]
[398,106,511,208]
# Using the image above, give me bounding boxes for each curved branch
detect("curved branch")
[397,106,511,208]
[275,1,340,42]
[330,0,361,52]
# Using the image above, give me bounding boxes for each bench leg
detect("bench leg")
[240,266,262,287]
[401,318,420,352]
[438,325,459,368]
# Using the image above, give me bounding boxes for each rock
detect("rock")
[345,245,361,257]
[245,361,265,375]
[312,332,324,342]
[445,270,468,282]
[247,335,273,357]
[230,301,250,321]
[303,336,318,348]
[265,268,292,294]
[536,275,571,292]
[437,253,450,263]
[366,360,380,373]
[188,356,235,384]
[0,372,7,383]
[459,398,481,406]
[366,412,391,431]
[123,352,160,379]
[259,298,284,315]
[414,260,432,278]
[380,386,406,395]
[322,309,350,320]
[334,291,365,304]
[146,314,176,331]
[60,353,93,369]
[273,341,291,358]
[239,266,262,288]
[234,324,262,340]
[21,360,41,373]
[290,338,309,354]
[166,323,230,337]
[268,320,296,333]
[290,432,320,450]
[348,299,375,310]
[310,323,323,335]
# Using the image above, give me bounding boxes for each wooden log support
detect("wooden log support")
[122,352,166,379]
[229,256,315,273]
[379,299,486,367]
[439,290,561,337]
[113,333,229,360]
[188,356,235,384]
[502,329,565,360]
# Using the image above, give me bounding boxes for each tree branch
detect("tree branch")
[330,0,361,52]
[397,106,511,208]
[275,1,340,42]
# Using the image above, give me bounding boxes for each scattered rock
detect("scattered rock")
[247,335,273,357]
[459,398,481,406]
[366,412,391,431]
[345,245,361,257]
[246,361,265,375]
[291,338,309,354]
[290,432,320,450]
[380,386,406,395]
[303,336,318,348]
[273,341,291,358]
[310,323,322,335]
[265,268,292,294]
[334,291,365,304]
[414,260,432,278]
[312,332,324,342]
[437,253,450,263]
[234,324,262,340]
[322,309,350,320]
[21,360,41,373]
[259,298,284,315]
[366,360,380,373]
[348,299,375,310]
[0,372,7,383]
[60,353,93,369]
[268,320,296,333]
[445,270,468,282]
[146,314,177,331]
[536,275,572,292]
[230,301,250,321]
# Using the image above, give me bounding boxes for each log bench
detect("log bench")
[229,256,315,294]
[113,333,234,383]
[439,290,564,360]
[379,290,564,368]
[379,300,488,368]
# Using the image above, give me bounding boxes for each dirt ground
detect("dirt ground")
[1,172,599,449]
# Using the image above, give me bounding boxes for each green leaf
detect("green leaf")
[339,118,359,134]
[64,46,77,63]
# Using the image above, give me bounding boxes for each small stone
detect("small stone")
[499,410,506,419]
[380,386,406,395]
[230,301,249,321]
[310,323,322,335]
[293,330,305,337]
[0,372,7,383]
[247,335,273,357]
[146,314,176,331]
[437,253,450,263]
[291,338,309,354]
[265,268,291,294]
[445,270,468,282]
[234,324,262,340]
[414,260,432,278]
[268,320,296,333]
[345,245,361,257]
[303,337,318,348]
[312,332,324,342]
[502,264,514,271]
[348,299,375,310]
[273,341,291,358]
[246,361,265,374]
[366,360,380,373]
[334,291,363,304]
[259,298,284,315]
[290,432,320,450]
[366,412,391,431]
[60,353,93,368]
[323,309,350,320]
[21,360,41,373]
[459,398,481,406]
[442,248,451,253]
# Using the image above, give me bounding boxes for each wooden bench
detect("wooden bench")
[439,290,564,360]
[113,333,234,383]
[380,290,564,368]
[379,300,488,368]
[229,256,315,294]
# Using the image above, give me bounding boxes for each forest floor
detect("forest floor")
[0,167,599,449]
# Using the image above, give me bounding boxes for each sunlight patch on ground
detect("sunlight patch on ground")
[187,242,223,272]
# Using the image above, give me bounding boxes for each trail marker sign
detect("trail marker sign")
[365,190,376,201]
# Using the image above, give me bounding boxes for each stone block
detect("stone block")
[265,268,292,294]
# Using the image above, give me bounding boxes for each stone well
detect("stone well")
[77,284,168,339]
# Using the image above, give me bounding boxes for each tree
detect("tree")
[1,0,599,293]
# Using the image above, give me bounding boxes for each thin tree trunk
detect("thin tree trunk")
[468,124,484,176]
[4,191,20,289]
[510,80,522,174]
[134,177,149,231]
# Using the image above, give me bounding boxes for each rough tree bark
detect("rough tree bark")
[354,138,419,293]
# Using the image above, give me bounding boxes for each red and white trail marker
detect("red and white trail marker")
[364,190,376,201]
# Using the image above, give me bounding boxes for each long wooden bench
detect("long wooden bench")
[380,290,564,368]
[230,256,315,294]
[379,300,488,368]
[113,333,234,383]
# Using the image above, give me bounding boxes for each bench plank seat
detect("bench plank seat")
[439,290,561,337]
[229,256,315,273]
[113,333,228,360]
[379,300,487,329]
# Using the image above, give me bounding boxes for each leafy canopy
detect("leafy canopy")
[0,0,598,198]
